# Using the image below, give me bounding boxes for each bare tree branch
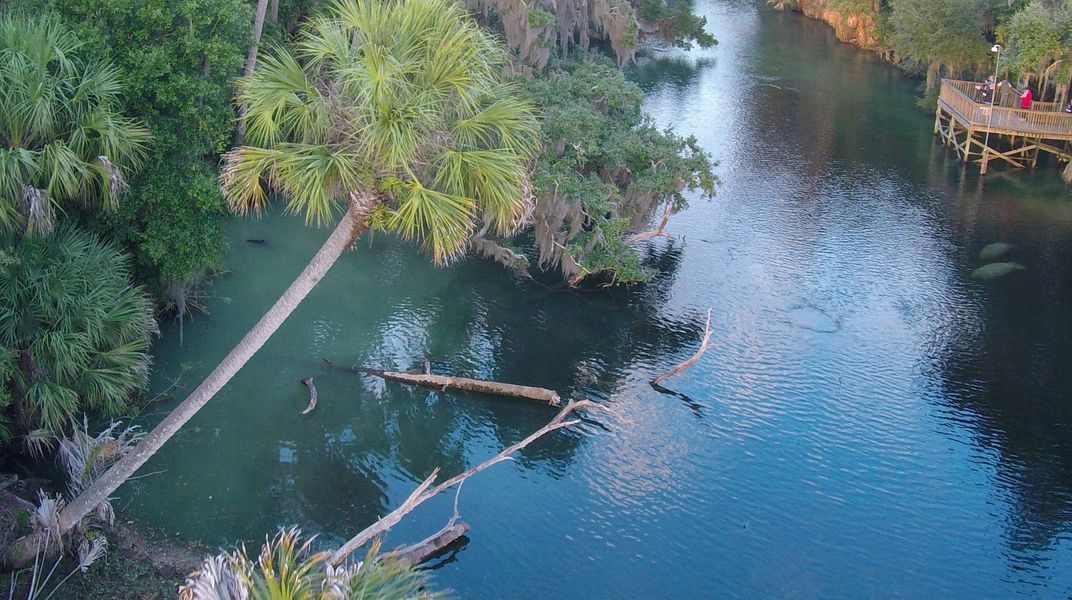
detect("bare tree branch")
[329,399,618,565]
[626,202,674,245]
[378,485,469,568]
[650,309,712,386]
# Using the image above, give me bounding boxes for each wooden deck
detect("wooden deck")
[938,79,1072,140]
[934,79,1072,172]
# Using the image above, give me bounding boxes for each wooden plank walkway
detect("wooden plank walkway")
[939,79,1072,140]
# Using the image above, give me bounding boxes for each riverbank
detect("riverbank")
[769,0,883,53]
[1,484,203,599]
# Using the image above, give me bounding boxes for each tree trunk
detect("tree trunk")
[1,203,372,570]
[379,522,470,568]
[270,0,279,22]
[245,0,269,77]
[326,363,561,405]
[926,61,940,91]
[235,0,270,143]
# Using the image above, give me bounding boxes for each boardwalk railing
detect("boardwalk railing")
[939,79,1072,139]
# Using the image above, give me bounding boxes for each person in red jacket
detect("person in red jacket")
[1021,87,1033,109]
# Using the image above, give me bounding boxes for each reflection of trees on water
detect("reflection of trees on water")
[295,240,703,539]
[628,55,712,94]
[935,191,1072,569]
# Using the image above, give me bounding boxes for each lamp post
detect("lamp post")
[981,43,1002,175]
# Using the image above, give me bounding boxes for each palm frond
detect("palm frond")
[225,0,538,262]
[0,14,148,235]
[1,225,154,438]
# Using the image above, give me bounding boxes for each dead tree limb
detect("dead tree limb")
[323,360,560,406]
[650,309,713,386]
[300,378,317,415]
[378,486,469,568]
[626,202,674,245]
[381,522,470,568]
[329,399,616,565]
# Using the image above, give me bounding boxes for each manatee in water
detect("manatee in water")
[246,239,266,245]
[971,261,1025,280]
[979,242,1013,261]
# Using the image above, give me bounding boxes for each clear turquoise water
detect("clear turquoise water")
[128,1,1072,597]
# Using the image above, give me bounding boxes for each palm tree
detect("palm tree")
[0,226,157,445]
[2,0,539,568]
[0,14,149,236]
[179,529,444,599]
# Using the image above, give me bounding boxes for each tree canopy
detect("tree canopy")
[0,226,156,443]
[0,14,149,236]
[223,0,541,263]
[504,56,716,283]
[22,0,250,295]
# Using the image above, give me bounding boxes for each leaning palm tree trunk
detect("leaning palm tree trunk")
[2,204,370,569]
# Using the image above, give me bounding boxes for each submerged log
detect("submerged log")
[323,360,560,405]
[300,377,317,414]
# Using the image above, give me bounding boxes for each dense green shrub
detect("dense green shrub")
[0,13,149,236]
[0,227,157,442]
[25,0,250,297]
[515,56,717,284]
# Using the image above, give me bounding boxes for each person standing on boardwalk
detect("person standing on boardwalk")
[976,76,996,102]
[1021,87,1033,109]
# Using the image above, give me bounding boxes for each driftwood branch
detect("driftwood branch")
[323,360,560,405]
[300,378,318,415]
[626,202,674,245]
[650,309,713,386]
[380,522,470,568]
[329,399,615,565]
[378,486,469,568]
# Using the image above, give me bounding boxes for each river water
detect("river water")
[128,1,1072,597]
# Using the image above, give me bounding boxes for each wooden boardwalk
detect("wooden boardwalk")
[934,79,1072,172]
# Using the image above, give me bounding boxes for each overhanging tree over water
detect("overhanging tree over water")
[1,0,540,567]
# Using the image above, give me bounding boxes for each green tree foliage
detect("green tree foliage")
[466,0,715,68]
[887,0,994,89]
[635,0,718,49]
[0,14,149,236]
[514,56,716,283]
[0,227,157,443]
[999,0,1072,102]
[33,0,250,294]
[778,0,1072,102]
[223,0,540,262]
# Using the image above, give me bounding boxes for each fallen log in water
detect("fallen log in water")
[329,398,620,566]
[380,487,470,568]
[381,521,469,568]
[300,377,317,414]
[322,360,560,405]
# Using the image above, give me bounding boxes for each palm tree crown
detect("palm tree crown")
[221,0,540,263]
[0,226,157,442]
[0,14,150,235]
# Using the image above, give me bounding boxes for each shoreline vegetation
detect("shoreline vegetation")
[0,0,721,596]
[772,0,1072,112]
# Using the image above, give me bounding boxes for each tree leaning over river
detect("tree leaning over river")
[1,0,539,568]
